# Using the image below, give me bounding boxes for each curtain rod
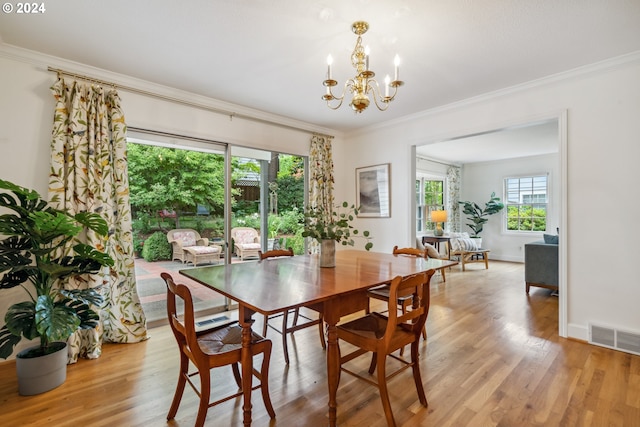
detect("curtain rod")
[416,154,459,168]
[47,66,334,139]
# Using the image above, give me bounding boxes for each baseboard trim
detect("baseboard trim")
[568,323,589,341]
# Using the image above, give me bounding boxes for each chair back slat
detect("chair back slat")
[383,270,435,345]
[161,272,202,358]
[259,247,294,260]
[392,245,428,258]
[396,306,424,325]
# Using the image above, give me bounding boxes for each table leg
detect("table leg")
[239,305,255,426]
[324,305,340,427]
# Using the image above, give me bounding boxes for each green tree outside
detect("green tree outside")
[128,145,307,253]
[128,144,226,222]
[506,205,547,231]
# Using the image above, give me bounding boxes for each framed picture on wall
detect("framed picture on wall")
[355,163,391,218]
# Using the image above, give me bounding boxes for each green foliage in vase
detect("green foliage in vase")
[302,202,373,251]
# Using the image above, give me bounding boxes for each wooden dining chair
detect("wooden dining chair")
[160,273,275,427]
[258,248,326,364]
[367,246,429,349]
[390,246,428,257]
[337,270,435,427]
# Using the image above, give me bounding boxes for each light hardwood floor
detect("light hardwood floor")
[2,261,639,426]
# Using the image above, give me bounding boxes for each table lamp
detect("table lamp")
[430,210,448,236]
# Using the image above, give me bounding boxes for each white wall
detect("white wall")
[333,135,416,252]
[335,53,640,341]
[460,153,560,262]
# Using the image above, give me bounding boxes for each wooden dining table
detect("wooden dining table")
[180,249,458,426]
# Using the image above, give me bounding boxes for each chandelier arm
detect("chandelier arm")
[326,97,345,110]
[324,80,353,110]
[385,83,401,102]
[366,80,391,111]
[328,82,347,101]
[369,84,390,112]
[369,79,402,102]
[371,96,390,111]
[336,79,357,101]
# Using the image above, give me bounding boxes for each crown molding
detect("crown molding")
[348,50,640,138]
[0,43,343,139]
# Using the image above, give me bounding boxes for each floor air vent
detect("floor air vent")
[589,323,640,356]
[196,315,230,328]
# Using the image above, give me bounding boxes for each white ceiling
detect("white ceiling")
[416,119,559,164]
[1,0,640,136]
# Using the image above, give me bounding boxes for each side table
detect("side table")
[422,235,451,259]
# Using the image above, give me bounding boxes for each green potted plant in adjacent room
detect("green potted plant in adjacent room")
[302,201,372,267]
[0,179,114,395]
[459,192,505,247]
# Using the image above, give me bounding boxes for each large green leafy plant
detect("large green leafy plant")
[0,179,114,359]
[302,202,373,250]
[458,192,505,237]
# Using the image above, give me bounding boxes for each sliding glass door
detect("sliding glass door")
[127,130,229,324]
[126,131,307,324]
[230,147,306,257]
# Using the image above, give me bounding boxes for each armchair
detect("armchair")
[524,239,558,293]
[447,232,490,271]
[167,229,220,266]
[230,227,261,260]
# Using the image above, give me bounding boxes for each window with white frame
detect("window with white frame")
[416,177,444,233]
[505,175,548,232]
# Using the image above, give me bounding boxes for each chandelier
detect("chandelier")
[322,21,404,113]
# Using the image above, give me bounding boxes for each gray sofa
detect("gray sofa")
[524,240,558,293]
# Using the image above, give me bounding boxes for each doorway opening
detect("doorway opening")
[413,113,567,337]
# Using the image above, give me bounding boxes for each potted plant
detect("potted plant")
[0,179,114,395]
[458,192,504,247]
[302,202,372,267]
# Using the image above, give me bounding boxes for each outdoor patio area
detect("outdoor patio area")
[135,257,231,326]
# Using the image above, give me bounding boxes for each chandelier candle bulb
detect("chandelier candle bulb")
[327,55,333,79]
[365,46,370,71]
[384,75,390,97]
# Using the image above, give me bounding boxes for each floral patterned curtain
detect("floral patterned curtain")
[308,134,334,252]
[309,134,335,219]
[446,165,461,232]
[49,77,147,363]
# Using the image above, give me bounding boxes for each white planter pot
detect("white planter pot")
[16,342,67,395]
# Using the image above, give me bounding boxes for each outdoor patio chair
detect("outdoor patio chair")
[167,229,220,265]
[230,227,261,260]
